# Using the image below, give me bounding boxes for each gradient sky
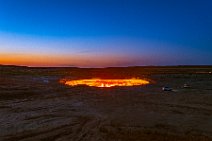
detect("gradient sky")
[0,0,211,67]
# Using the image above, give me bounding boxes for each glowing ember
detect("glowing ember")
[61,78,149,87]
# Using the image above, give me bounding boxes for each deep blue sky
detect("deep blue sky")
[0,0,211,67]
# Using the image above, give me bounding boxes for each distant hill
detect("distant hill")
[0,64,28,68]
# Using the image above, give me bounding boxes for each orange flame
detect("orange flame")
[61,78,149,87]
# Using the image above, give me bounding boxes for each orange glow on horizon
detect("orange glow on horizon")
[0,53,136,67]
[61,78,150,87]
[0,53,73,66]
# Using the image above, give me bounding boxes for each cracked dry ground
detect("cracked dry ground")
[0,72,212,141]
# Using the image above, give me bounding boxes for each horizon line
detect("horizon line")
[1,64,212,69]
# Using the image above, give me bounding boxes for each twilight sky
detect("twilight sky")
[0,0,211,67]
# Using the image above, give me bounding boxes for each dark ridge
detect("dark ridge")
[0,64,28,68]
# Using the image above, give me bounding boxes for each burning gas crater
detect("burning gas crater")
[61,78,149,88]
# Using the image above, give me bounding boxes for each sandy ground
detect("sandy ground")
[0,66,212,141]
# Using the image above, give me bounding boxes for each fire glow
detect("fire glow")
[61,78,150,87]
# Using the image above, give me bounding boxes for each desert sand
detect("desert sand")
[0,66,212,141]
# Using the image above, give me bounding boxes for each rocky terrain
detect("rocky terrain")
[0,66,212,141]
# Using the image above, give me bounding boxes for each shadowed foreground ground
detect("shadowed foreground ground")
[0,66,212,141]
